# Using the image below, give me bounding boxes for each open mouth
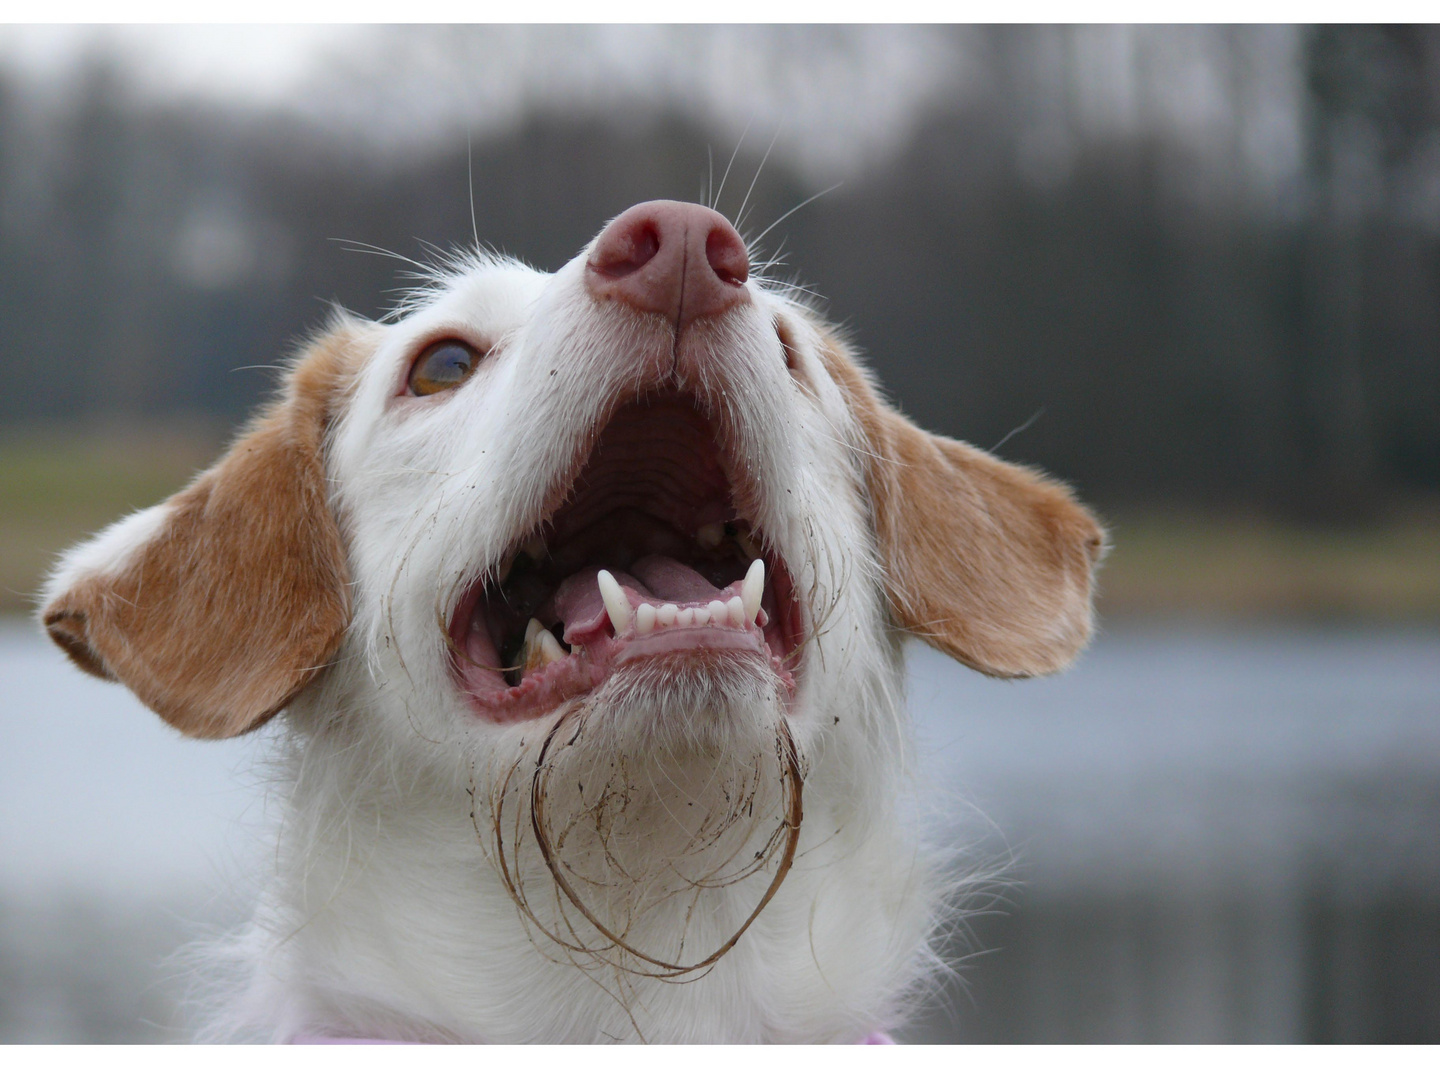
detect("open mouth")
[449,396,804,720]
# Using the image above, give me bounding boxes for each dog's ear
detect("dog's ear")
[822,337,1106,678]
[39,324,363,738]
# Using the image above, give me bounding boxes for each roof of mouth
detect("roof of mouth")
[547,396,737,547]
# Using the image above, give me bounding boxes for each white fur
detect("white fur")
[74,233,959,1043]
[45,502,172,604]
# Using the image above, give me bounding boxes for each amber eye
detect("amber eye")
[407,339,482,396]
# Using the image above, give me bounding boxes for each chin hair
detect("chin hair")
[584,648,788,755]
[472,649,803,982]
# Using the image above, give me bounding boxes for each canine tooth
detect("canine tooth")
[741,559,764,623]
[677,607,695,628]
[692,606,711,626]
[523,537,546,560]
[520,618,544,674]
[597,570,632,634]
[635,603,656,634]
[496,553,515,582]
[696,522,724,549]
[726,596,746,626]
[708,599,728,625]
[657,603,679,628]
[737,530,761,561]
[535,625,567,664]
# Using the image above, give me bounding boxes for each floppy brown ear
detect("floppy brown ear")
[39,324,362,738]
[822,337,1106,677]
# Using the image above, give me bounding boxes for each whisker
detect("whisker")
[735,126,780,233]
[712,116,753,216]
[331,238,433,274]
[988,407,1046,455]
[467,132,480,253]
[748,182,843,252]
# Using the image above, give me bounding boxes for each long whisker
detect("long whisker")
[735,127,780,233]
[467,132,480,253]
[331,238,434,274]
[988,407,1046,455]
[712,117,753,215]
[748,182,843,252]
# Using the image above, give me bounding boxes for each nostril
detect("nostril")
[586,201,751,322]
[590,221,661,279]
[706,227,749,287]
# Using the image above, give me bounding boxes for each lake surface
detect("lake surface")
[2,617,1437,1042]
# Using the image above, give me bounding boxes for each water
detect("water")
[902,627,1440,1042]
[1,617,1437,1042]
[0,619,261,1042]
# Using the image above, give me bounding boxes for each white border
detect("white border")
[1,1044,1439,1077]
[5,2,1440,26]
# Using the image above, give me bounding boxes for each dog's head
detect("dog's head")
[41,200,1104,985]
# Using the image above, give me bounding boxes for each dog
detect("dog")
[40,200,1104,1043]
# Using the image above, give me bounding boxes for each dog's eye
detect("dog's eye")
[407,339,482,396]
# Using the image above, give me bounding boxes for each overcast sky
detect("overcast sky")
[0,26,968,179]
[0,26,1315,192]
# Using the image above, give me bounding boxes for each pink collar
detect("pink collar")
[293,1031,896,1045]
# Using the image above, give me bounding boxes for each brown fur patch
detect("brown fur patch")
[42,324,364,738]
[820,333,1106,677]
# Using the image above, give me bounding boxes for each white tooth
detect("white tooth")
[536,626,567,664]
[521,618,545,674]
[737,529,761,561]
[523,537,546,560]
[657,603,679,628]
[741,559,764,623]
[708,599,728,625]
[726,596,745,627]
[696,522,724,549]
[677,607,695,628]
[692,606,711,627]
[635,603,656,634]
[597,570,632,634]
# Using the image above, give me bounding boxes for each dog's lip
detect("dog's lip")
[448,544,802,723]
[613,624,765,661]
[446,396,804,722]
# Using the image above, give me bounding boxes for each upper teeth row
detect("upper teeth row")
[696,522,762,562]
[503,525,757,583]
[598,559,764,636]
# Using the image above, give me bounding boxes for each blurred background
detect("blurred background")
[1,24,1437,1042]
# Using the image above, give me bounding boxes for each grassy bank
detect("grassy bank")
[0,424,223,614]
[1096,505,1440,621]
[2,425,1438,622]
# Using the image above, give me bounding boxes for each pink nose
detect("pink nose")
[585,201,749,328]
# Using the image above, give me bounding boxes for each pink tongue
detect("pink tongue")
[630,554,725,603]
[545,555,729,642]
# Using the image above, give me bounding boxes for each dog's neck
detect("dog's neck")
[209,685,940,1044]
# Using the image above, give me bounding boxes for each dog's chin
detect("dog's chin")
[579,648,788,756]
[473,647,800,979]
